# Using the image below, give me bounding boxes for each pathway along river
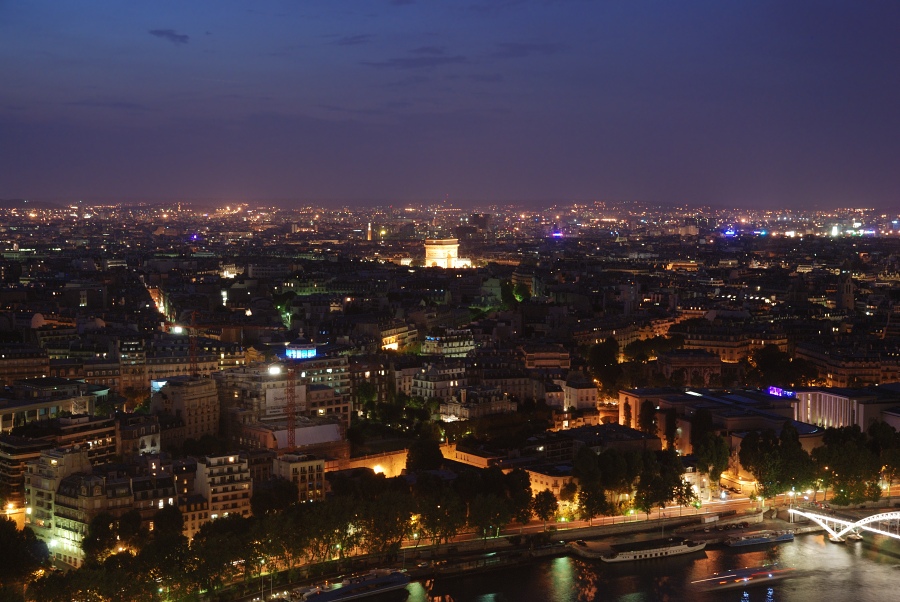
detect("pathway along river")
[402,531,900,602]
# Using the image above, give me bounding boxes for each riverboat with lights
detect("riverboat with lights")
[725,530,794,547]
[298,569,410,601]
[597,538,706,563]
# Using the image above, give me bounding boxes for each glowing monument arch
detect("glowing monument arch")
[424,238,471,269]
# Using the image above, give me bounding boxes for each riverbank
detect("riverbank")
[410,510,824,580]
[231,509,815,602]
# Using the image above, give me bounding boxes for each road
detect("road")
[234,486,900,601]
[408,486,900,547]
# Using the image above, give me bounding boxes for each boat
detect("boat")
[299,570,410,601]
[726,530,794,547]
[846,531,864,541]
[828,534,845,543]
[599,538,706,563]
[690,565,796,591]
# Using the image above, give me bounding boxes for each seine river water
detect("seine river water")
[402,532,900,602]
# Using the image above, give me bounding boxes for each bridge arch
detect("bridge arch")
[789,509,900,540]
[788,509,841,539]
[835,511,900,538]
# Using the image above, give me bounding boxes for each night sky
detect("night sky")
[3,1,900,208]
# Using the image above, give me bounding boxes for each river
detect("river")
[402,532,900,602]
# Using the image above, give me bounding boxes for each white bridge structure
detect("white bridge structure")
[789,507,900,540]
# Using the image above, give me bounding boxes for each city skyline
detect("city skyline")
[4,1,900,208]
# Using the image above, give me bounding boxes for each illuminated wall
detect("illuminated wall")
[286,347,316,359]
[423,238,470,268]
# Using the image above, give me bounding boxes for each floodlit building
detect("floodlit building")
[285,340,317,360]
[423,239,471,269]
[793,386,900,430]
[24,448,94,568]
[273,453,326,503]
[561,374,599,410]
[195,453,252,520]
[422,329,476,358]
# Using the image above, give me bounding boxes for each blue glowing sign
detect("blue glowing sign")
[767,386,795,398]
[286,347,316,359]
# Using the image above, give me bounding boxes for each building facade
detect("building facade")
[272,453,326,503]
[151,377,220,441]
[423,239,471,269]
[195,453,253,520]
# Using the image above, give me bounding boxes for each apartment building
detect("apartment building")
[24,448,94,568]
[272,453,326,503]
[195,453,253,520]
[0,344,49,386]
[150,376,219,441]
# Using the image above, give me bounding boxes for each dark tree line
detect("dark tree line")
[0,517,48,602]
[24,462,543,601]
[571,445,694,522]
[738,420,900,508]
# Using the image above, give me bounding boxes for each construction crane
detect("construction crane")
[883,304,897,340]
[286,365,297,451]
[173,310,218,376]
[189,310,199,377]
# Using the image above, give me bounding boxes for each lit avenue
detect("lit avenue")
[2,199,900,601]
[4,2,900,601]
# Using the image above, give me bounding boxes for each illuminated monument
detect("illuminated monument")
[424,238,471,269]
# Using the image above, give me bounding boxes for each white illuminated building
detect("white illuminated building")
[423,238,471,269]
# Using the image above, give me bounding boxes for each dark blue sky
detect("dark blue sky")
[3,1,899,208]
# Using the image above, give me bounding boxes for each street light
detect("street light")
[260,559,265,601]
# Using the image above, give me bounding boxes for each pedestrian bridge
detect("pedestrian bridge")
[789,508,900,540]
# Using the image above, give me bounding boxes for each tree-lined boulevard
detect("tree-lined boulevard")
[7,414,900,601]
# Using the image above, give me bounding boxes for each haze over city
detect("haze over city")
[6,3,900,602]
[4,1,900,208]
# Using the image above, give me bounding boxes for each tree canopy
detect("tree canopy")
[0,518,48,586]
[406,437,445,472]
[638,399,658,435]
[739,422,814,504]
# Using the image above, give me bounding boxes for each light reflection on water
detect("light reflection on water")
[406,533,900,602]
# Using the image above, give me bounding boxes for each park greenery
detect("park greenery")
[20,463,533,601]
[15,415,900,600]
[738,419,900,508]
[0,516,49,602]
[13,327,898,601]
[16,437,702,602]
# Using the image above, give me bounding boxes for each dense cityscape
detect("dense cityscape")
[1,198,900,600]
[5,2,900,601]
